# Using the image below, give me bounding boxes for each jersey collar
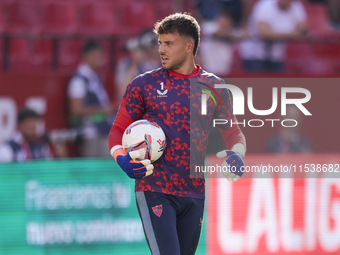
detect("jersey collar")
[168,64,201,78]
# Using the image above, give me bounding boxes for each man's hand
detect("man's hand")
[116,151,154,179]
[216,150,245,182]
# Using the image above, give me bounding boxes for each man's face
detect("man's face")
[19,118,39,142]
[84,49,104,71]
[278,0,294,10]
[158,33,190,70]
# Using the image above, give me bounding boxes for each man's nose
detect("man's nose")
[158,44,165,54]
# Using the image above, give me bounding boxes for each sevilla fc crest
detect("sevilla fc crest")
[152,204,163,217]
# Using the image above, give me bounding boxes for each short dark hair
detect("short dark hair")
[82,40,102,54]
[18,108,40,123]
[153,13,200,56]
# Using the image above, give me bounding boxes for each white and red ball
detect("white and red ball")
[122,120,166,162]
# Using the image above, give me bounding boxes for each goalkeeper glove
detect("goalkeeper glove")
[216,144,245,182]
[113,148,154,179]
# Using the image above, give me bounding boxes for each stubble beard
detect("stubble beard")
[162,54,187,71]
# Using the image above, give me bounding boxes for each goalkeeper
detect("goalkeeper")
[108,13,246,255]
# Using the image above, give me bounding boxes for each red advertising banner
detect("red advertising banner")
[207,154,340,255]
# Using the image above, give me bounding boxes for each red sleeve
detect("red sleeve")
[213,82,246,150]
[108,98,134,150]
[109,75,146,152]
[219,116,246,150]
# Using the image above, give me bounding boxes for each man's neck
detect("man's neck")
[83,63,98,74]
[172,59,196,75]
[278,1,289,11]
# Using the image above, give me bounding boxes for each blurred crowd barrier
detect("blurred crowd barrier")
[0,154,339,254]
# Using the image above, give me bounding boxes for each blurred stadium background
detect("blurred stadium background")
[0,0,339,254]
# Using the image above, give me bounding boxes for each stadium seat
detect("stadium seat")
[153,1,173,21]
[7,38,55,73]
[58,39,111,74]
[41,2,77,35]
[31,40,53,72]
[286,41,339,74]
[303,3,331,36]
[0,3,4,33]
[78,2,118,35]
[100,40,111,72]
[313,43,340,59]
[304,58,336,75]
[58,39,82,73]
[0,38,3,72]
[120,1,157,32]
[9,39,32,72]
[311,42,340,74]
[285,42,314,73]
[2,1,42,34]
[229,43,246,75]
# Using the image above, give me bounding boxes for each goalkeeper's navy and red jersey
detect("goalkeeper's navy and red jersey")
[109,65,245,199]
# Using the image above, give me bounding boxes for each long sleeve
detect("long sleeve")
[108,76,146,155]
[212,86,246,150]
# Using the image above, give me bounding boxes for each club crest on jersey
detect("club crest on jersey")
[152,204,163,217]
[157,82,168,98]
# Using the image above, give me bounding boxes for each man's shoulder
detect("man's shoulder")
[68,73,87,87]
[253,0,277,15]
[257,0,276,8]
[130,67,165,86]
[199,68,225,84]
[138,67,165,80]
[0,135,21,162]
[291,1,306,15]
[198,69,230,99]
[0,143,14,162]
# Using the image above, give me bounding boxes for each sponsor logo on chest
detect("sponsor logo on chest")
[157,82,168,98]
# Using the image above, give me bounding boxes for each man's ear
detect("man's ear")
[186,41,194,54]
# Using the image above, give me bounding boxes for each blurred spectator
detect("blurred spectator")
[240,0,308,72]
[265,105,312,153]
[196,0,244,27]
[309,0,340,30]
[68,41,114,158]
[0,109,53,162]
[115,30,159,100]
[200,10,247,76]
[325,0,340,29]
[172,0,199,16]
[241,0,257,28]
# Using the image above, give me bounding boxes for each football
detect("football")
[122,120,166,162]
